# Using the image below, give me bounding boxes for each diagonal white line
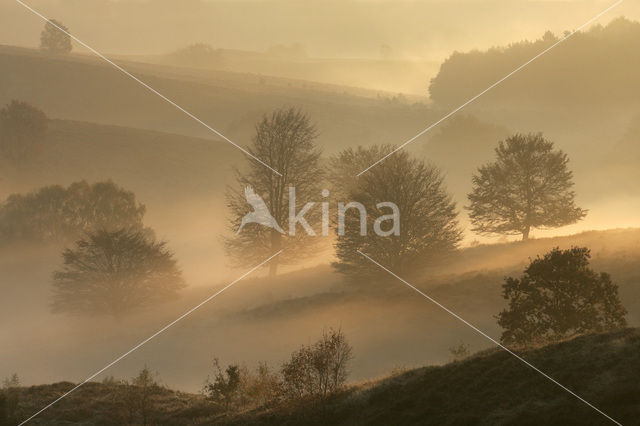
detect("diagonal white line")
[18,250,282,425]
[357,250,622,426]
[14,0,282,176]
[357,0,624,176]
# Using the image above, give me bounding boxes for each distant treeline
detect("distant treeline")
[429,18,640,106]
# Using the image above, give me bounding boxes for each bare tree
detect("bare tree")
[281,328,353,401]
[122,367,160,426]
[225,107,324,276]
[0,100,48,166]
[52,229,185,316]
[467,133,586,240]
[40,19,72,54]
[333,147,462,279]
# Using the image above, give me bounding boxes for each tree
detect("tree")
[497,247,627,347]
[449,343,470,362]
[225,107,324,276]
[40,19,72,54]
[0,374,20,426]
[281,328,353,401]
[333,146,462,279]
[52,229,185,316]
[467,133,586,240]
[0,180,146,244]
[122,367,160,426]
[0,100,48,166]
[204,359,242,411]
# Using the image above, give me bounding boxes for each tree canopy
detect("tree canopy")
[467,133,586,240]
[52,229,185,316]
[333,147,461,279]
[429,18,640,107]
[0,100,48,166]
[497,246,627,347]
[40,19,72,54]
[0,180,146,244]
[225,107,324,276]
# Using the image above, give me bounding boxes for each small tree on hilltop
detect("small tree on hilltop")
[0,100,48,166]
[225,107,324,276]
[204,359,242,412]
[52,229,185,316]
[467,133,586,240]
[281,328,353,401]
[122,367,160,426]
[333,147,461,279]
[40,19,72,54]
[498,246,627,347]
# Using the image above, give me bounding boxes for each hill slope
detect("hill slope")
[229,329,640,426]
[8,329,639,425]
[0,45,433,154]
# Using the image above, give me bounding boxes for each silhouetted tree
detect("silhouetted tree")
[225,107,324,276]
[0,180,146,244]
[333,147,461,279]
[40,19,72,54]
[281,328,352,401]
[467,133,586,240]
[122,367,160,426]
[204,359,242,411]
[0,374,20,426]
[498,247,627,347]
[448,343,470,362]
[52,229,185,316]
[0,100,48,166]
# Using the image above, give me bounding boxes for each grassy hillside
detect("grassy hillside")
[141,46,439,97]
[0,118,240,202]
[0,45,434,154]
[3,228,639,396]
[231,328,640,426]
[8,328,639,425]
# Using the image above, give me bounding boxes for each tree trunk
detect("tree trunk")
[269,230,282,277]
[522,225,531,240]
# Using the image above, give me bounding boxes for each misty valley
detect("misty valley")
[1,1,640,425]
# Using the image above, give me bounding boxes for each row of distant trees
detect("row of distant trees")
[225,107,586,278]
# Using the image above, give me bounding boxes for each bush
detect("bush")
[498,246,627,347]
[204,359,242,412]
[281,328,353,402]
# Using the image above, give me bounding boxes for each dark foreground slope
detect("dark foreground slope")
[229,329,640,426]
[9,329,640,425]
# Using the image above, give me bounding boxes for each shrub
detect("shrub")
[281,328,353,402]
[498,246,627,347]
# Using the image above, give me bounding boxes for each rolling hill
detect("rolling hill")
[0,45,434,155]
[7,328,639,425]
